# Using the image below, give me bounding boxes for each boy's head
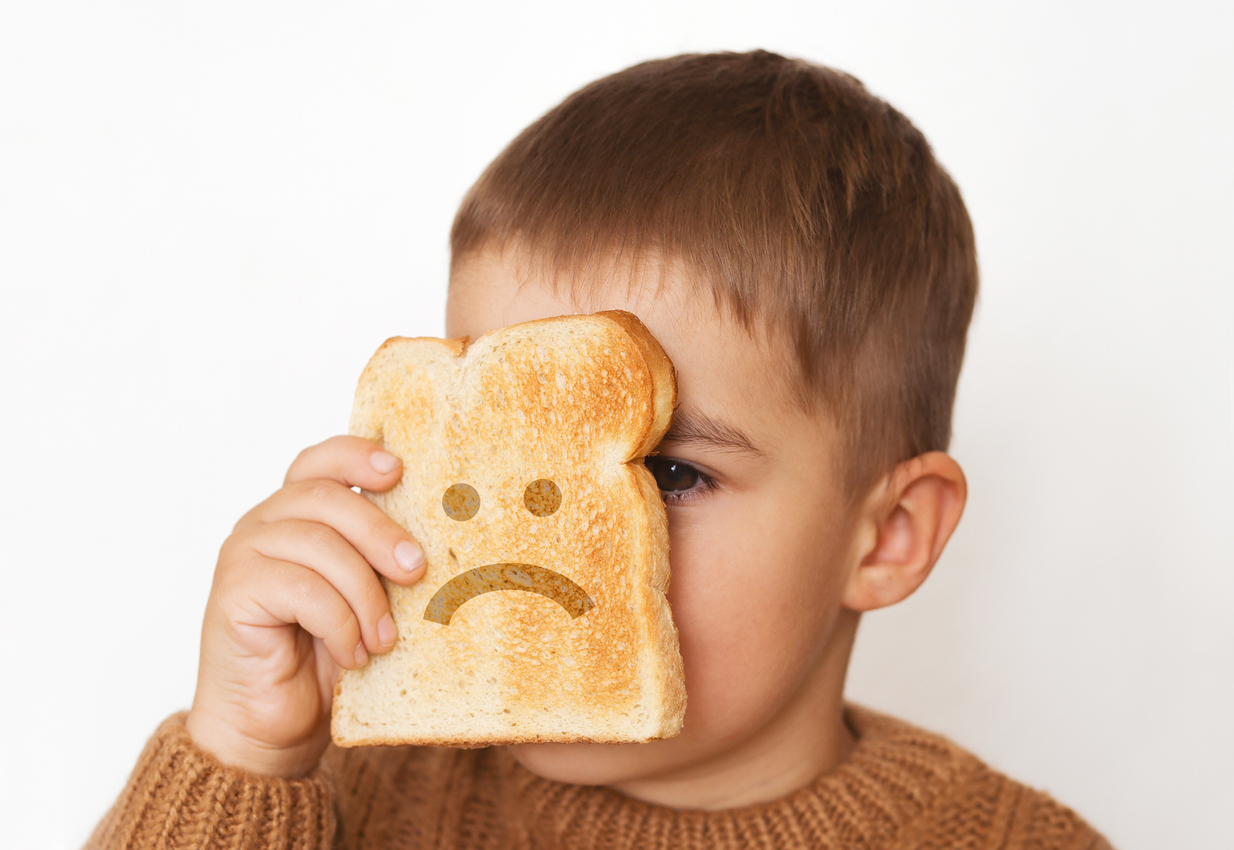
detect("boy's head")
[451,49,977,499]
[445,51,973,807]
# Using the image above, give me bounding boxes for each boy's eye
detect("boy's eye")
[645,457,701,492]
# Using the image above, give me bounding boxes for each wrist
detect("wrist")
[185,707,328,778]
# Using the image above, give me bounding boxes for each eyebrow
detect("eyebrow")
[657,407,765,458]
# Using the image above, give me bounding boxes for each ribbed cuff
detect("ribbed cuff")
[85,713,336,850]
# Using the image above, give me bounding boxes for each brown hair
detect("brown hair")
[451,50,978,496]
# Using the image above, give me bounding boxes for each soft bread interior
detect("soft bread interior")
[332,311,684,747]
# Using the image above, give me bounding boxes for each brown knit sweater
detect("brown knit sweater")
[87,705,1111,849]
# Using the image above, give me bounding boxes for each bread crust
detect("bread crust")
[332,311,685,747]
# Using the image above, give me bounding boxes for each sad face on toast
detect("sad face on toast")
[332,311,687,747]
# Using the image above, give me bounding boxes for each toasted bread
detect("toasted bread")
[331,311,685,747]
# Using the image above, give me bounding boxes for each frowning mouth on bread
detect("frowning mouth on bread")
[422,562,596,626]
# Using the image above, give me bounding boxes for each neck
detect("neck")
[609,611,860,810]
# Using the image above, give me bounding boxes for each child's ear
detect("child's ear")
[843,452,967,612]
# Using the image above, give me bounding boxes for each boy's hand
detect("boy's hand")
[185,436,425,777]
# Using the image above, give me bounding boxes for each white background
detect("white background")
[1,2,1230,848]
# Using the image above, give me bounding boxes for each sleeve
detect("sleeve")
[85,714,337,850]
[1001,776,1116,850]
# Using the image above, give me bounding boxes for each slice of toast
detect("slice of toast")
[331,311,685,747]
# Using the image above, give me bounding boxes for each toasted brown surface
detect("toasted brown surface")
[332,311,685,747]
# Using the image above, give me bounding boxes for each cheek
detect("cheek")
[665,498,847,737]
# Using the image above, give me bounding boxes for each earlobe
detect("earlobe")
[842,452,967,612]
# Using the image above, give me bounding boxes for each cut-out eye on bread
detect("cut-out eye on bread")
[523,479,561,517]
[442,479,563,522]
[442,483,480,521]
[332,311,685,747]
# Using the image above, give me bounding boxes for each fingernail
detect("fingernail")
[394,540,425,574]
[353,643,369,667]
[370,450,401,474]
[378,614,397,646]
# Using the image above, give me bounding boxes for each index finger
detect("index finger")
[285,436,404,491]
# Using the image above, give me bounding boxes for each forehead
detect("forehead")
[447,248,822,462]
[448,249,672,338]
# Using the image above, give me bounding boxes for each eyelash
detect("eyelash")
[645,457,718,506]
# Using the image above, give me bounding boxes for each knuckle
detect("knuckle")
[303,522,338,554]
[289,573,357,642]
[232,509,256,533]
[214,546,260,598]
[321,604,358,644]
[353,572,385,610]
[299,478,339,507]
[364,509,394,544]
[288,571,327,612]
[215,537,249,578]
[285,446,313,481]
[217,533,241,563]
[322,434,352,451]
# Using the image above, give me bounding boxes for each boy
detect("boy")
[90,51,1110,848]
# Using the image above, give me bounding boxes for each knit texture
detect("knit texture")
[87,706,1111,849]
[86,715,336,850]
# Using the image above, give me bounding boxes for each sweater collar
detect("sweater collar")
[496,705,976,850]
